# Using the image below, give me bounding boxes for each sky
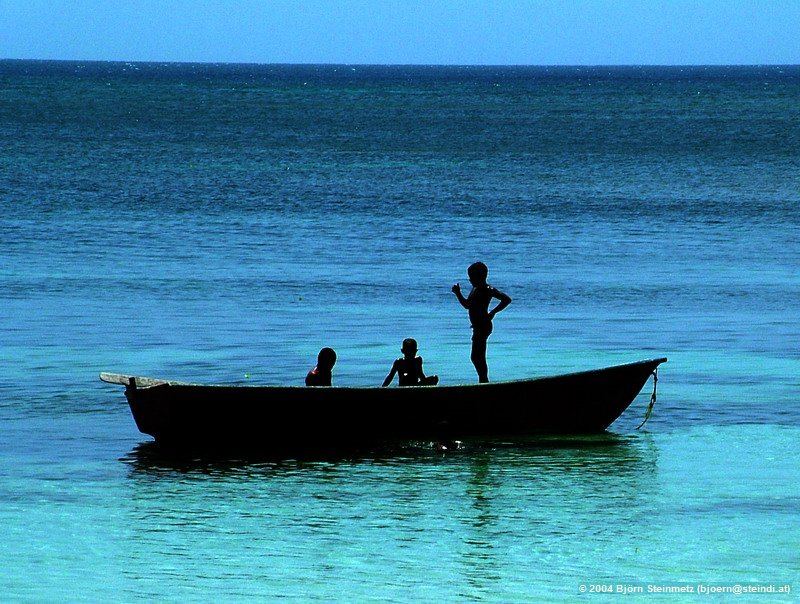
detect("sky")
[1,0,799,65]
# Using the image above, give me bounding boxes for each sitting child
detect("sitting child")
[305,347,337,386]
[381,338,439,387]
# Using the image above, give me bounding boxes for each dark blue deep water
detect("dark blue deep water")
[1,61,798,599]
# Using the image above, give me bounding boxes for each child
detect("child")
[451,262,511,383]
[382,338,439,387]
[305,347,337,386]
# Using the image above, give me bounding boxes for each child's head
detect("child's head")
[401,338,418,357]
[317,347,337,371]
[467,261,488,286]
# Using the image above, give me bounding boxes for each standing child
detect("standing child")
[382,338,439,387]
[451,262,511,383]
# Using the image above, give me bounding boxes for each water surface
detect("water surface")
[1,61,798,600]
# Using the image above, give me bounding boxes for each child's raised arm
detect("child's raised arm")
[488,288,512,319]
[381,360,398,387]
[451,283,469,309]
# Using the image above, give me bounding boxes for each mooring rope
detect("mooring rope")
[636,367,658,430]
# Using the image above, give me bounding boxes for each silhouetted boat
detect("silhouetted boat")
[101,358,666,450]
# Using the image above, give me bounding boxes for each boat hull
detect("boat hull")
[112,358,666,449]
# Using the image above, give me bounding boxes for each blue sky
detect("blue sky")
[1,0,799,65]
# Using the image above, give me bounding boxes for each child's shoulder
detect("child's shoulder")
[396,356,422,363]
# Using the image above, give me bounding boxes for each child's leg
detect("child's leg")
[471,335,489,383]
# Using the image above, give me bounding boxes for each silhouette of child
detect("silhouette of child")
[305,347,337,386]
[451,262,511,383]
[382,338,439,387]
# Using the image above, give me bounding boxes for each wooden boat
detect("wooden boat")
[101,358,666,450]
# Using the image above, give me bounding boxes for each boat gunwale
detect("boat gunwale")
[101,357,667,392]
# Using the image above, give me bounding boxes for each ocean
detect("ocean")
[1,61,798,600]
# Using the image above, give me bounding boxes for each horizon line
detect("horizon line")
[2,57,798,69]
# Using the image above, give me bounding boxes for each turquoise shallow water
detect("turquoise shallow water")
[1,62,799,600]
[1,425,797,600]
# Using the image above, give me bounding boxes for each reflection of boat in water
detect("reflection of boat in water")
[102,358,665,452]
[122,433,658,477]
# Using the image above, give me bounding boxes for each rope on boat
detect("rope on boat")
[636,368,658,430]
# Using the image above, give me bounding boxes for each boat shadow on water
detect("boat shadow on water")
[120,432,659,481]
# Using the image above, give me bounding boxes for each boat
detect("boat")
[101,358,666,451]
